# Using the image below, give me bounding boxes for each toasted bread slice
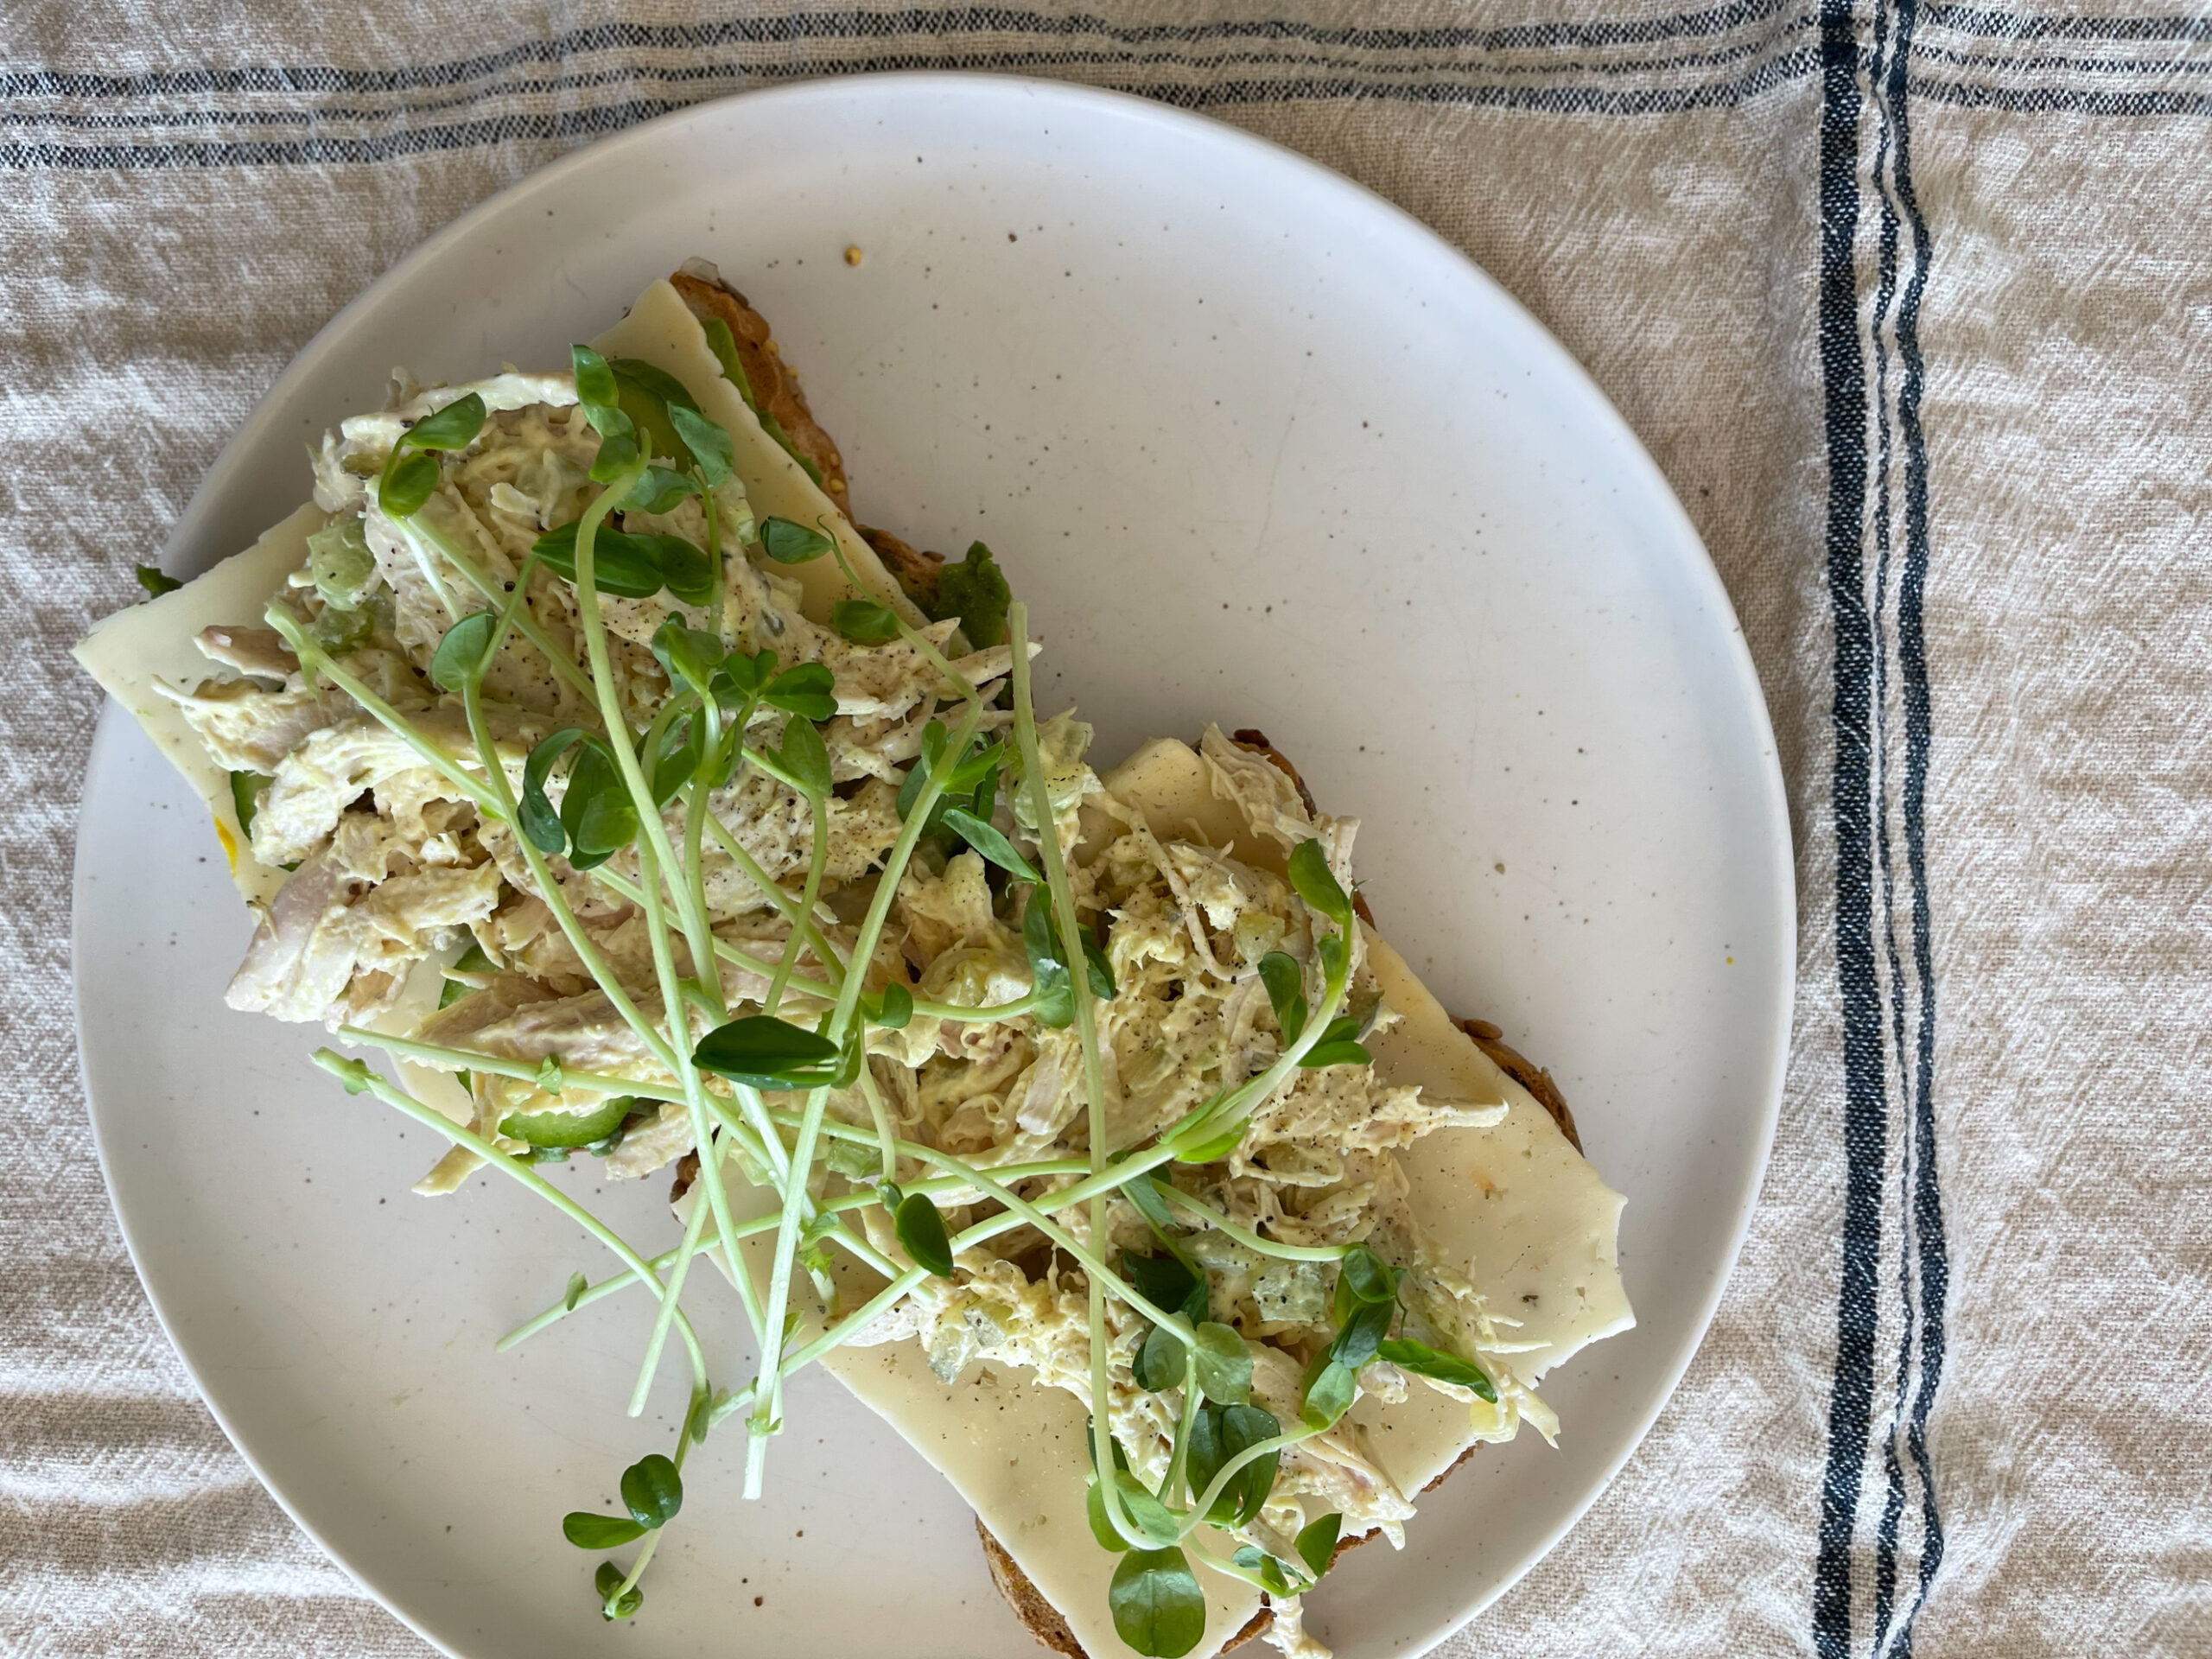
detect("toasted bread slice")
[669,263,853,516]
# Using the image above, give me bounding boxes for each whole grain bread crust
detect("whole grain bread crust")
[667,267,854,517]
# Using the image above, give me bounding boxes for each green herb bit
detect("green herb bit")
[1287,837,1353,931]
[620,1452,683,1528]
[691,1014,843,1090]
[563,1271,588,1313]
[931,542,1010,648]
[378,391,486,518]
[832,597,900,645]
[500,1094,632,1150]
[1109,1546,1206,1658]
[668,403,734,486]
[1376,1338,1497,1402]
[761,660,836,721]
[1191,1323,1253,1406]
[228,770,270,838]
[135,563,182,597]
[1021,891,1076,1029]
[429,609,498,693]
[563,1510,645,1548]
[1257,950,1307,1046]
[594,1560,644,1621]
[621,464,701,515]
[893,1191,956,1278]
[760,516,833,564]
[940,806,1040,884]
[1188,1402,1281,1526]
[1294,1511,1344,1580]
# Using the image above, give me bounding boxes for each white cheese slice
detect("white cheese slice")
[703,735,1630,1657]
[590,280,929,629]
[72,503,322,906]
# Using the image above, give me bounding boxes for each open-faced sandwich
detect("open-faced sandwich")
[75,264,1632,1659]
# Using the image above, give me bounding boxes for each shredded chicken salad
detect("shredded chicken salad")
[143,340,1559,1658]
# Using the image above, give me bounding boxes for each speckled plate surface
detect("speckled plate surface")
[73,73,1791,1659]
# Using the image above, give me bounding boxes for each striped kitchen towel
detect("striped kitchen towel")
[3,3,2209,1656]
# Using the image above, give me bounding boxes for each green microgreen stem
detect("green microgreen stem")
[1157,1187,1354,1264]
[1007,599,1143,1547]
[1177,1423,1324,1543]
[571,455,770,1416]
[310,1051,705,1389]
[264,607,502,817]
[404,514,595,702]
[744,689,989,1491]
[631,1178,713,1415]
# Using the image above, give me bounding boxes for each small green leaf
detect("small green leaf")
[500,1094,632,1150]
[531,522,668,598]
[649,714,703,806]
[1122,1171,1177,1240]
[1192,1322,1253,1406]
[1300,1356,1357,1429]
[571,344,620,410]
[378,448,442,518]
[1109,1547,1206,1659]
[405,392,488,453]
[563,1511,644,1549]
[519,727,589,855]
[930,541,1011,648]
[939,807,1041,884]
[558,740,639,867]
[895,1191,956,1278]
[1258,950,1307,1046]
[641,531,721,608]
[773,713,833,798]
[897,720,948,823]
[135,563,181,597]
[563,1271,588,1312]
[587,428,640,483]
[1329,1295,1395,1371]
[1335,1243,1400,1310]
[832,597,901,645]
[760,516,833,564]
[1295,1512,1343,1580]
[1376,1338,1497,1402]
[1316,931,1347,983]
[699,316,754,404]
[762,661,836,721]
[1131,1323,1185,1391]
[668,403,734,486]
[229,770,270,838]
[1081,934,1117,1001]
[1114,1471,1181,1547]
[428,609,497,693]
[594,1560,643,1621]
[620,1452,683,1529]
[1187,1402,1281,1526]
[650,618,725,697]
[536,1056,565,1095]
[1085,1478,1131,1553]
[1287,838,1352,931]
[608,356,701,413]
[621,464,701,515]
[692,1015,844,1090]
[1173,1116,1248,1166]
[874,982,913,1030]
[1021,894,1075,1029]
[1231,1544,1300,1598]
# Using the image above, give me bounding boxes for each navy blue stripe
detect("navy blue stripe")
[1910,41,2212,76]
[1865,0,1916,1643]
[1890,0,1950,1637]
[0,52,1821,169]
[0,1,1802,103]
[1812,1,1885,1654]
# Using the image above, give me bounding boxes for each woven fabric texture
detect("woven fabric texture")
[4,3,2209,1656]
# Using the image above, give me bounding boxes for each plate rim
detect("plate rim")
[73,67,1796,1659]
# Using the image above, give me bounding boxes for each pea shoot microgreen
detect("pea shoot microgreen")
[759,516,833,564]
[378,391,486,518]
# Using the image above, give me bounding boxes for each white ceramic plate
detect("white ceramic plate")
[73,73,1790,1659]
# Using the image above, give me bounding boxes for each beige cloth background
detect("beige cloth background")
[5,3,2209,1655]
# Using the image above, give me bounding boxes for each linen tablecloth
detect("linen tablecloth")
[5,3,2209,1655]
